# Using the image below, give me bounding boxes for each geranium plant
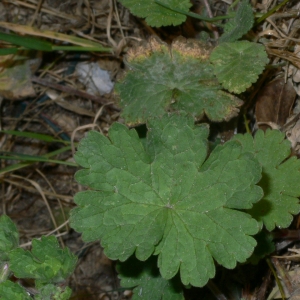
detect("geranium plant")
[68,1,300,298]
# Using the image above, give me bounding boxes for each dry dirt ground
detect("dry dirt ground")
[2,0,300,299]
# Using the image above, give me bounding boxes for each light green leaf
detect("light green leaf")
[118,256,184,300]
[118,0,191,27]
[9,236,77,284]
[115,37,242,125]
[219,0,254,43]
[233,129,300,230]
[0,215,19,262]
[210,41,269,93]
[0,281,31,300]
[70,113,262,287]
[35,284,72,300]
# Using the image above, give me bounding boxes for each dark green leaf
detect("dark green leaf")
[0,48,18,55]
[118,256,184,300]
[247,231,274,264]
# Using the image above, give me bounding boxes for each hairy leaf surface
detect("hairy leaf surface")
[115,37,242,125]
[70,114,263,287]
[210,41,269,93]
[118,0,191,27]
[233,129,300,230]
[219,0,254,43]
[118,256,184,300]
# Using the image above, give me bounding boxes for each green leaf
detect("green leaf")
[115,37,242,124]
[0,281,31,300]
[233,129,300,230]
[0,48,18,55]
[210,41,269,94]
[70,113,262,287]
[0,145,74,176]
[0,32,52,51]
[35,284,72,300]
[9,236,77,284]
[247,231,274,264]
[1,130,70,144]
[117,256,184,300]
[0,152,77,167]
[219,0,254,43]
[155,0,233,23]
[118,0,191,27]
[0,215,19,262]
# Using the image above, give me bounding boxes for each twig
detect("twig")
[31,76,120,111]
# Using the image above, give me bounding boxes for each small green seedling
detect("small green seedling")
[0,215,77,300]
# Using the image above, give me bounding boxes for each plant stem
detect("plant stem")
[154,1,232,22]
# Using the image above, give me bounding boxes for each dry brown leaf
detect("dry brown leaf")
[255,77,296,130]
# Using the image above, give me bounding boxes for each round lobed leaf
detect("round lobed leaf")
[210,41,269,94]
[118,0,191,27]
[233,129,300,230]
[70,113,263,287]
[115,36,243,125]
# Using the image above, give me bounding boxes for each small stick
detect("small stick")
[31,76,120,111]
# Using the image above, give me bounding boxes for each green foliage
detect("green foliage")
[117,256,184,300]
[118,0,191,27]
[115,37,242,124]
[3,0,298,296]
[0,281,31,300]
[70,113,263,287]
[0,216,76,299]
[35,284,72,300]
[0,48,19,55]
[9,236,77,285]
[233,130,300,230]
[0,281,72,300]
[0,32,52,51]
[0,216,18,262]
[210,41,269,93]
[0,31,111,52]
[219,0,254,43]
[247,231,275,264]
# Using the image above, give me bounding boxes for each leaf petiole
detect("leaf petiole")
[154,0,233,22]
